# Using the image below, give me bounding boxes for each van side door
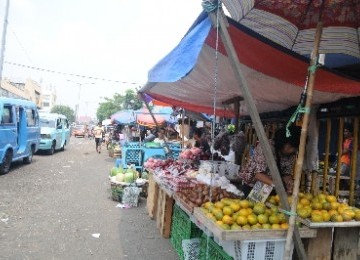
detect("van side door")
[55,118,62,149]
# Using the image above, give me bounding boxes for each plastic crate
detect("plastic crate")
[199,234,233,260]
[214,238,285,260]
[170,204,203,260]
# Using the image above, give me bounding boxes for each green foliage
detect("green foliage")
[51,105,75,123]
[96,89,142,122]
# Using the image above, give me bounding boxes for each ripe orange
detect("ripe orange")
[215,201,225,209]
[280,223,289,230]
[238,208,249,217]
[330,214,343,222]
[330,202,340,210]
[269,215,280,224]
[239,200,250,209]
[236,215,248,226]
[300,198,311,206]
[222,215,234,225]
[326,195,337,203]
[257,214,269,224]
[311,213,323,223]
[271,224,281,229]
[230,203,241,212]
[247,214,258,225]
[223,206,234,216]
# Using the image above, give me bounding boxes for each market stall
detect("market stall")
[138,7,360,260]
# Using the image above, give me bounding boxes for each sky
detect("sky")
[0,0,203,118]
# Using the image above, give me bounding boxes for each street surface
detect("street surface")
[0,138,177,260]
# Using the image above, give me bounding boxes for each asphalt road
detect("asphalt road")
[0,137,177,260]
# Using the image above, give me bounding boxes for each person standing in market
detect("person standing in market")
[238,125,301,196]
[193,127,211,159]
[340,123,353,176]
[93,122,104,154]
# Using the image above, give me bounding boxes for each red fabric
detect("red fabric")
[205,23,360,94]
[137,114,165,127]
[147,93,235,118]
[253,0,359,29]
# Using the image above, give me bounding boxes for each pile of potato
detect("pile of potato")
[176,183,240,208]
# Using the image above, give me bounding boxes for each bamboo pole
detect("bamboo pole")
[209,11,307,260]
[323,118,331,193]
[349,118,359,205]
[335,118,344,197]
[284,20,324,259]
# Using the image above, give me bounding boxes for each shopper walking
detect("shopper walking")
[93,122,104,153]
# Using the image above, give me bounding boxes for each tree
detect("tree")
[123,89,142,110]
[96,89,143,122]
[51,105,75,123]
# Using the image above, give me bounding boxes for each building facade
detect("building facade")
[40,85,57,112]
[0,78,43,108]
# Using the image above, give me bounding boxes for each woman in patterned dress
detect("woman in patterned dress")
[239,126,301,196]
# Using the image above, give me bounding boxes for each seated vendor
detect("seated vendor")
[153,128,168,145]
[239,125,301,196]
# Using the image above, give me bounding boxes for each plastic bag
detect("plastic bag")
[122,186,141,207]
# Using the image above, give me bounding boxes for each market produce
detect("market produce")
[176,183,239,208]
[144,158,195,176]
[110,166,139,184]
[110,166,124,177]
[201,199,290,230]
[267,192,360,223]
[179,147,202,160]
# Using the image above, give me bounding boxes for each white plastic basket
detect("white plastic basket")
[214,238,286,260]
[199,160,240,180]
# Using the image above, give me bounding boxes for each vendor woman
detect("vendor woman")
[239,125,301,196]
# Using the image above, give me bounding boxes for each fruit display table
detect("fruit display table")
[146,172,174,238]
[146,167,360,260]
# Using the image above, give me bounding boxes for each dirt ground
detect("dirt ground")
[0,137,178,260]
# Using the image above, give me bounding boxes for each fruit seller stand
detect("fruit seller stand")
[146,166,360,260]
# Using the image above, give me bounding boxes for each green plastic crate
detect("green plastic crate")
[170,204,203,260]
[199,234,233,260]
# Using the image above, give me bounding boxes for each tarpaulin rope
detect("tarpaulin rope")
[202,1,221,259]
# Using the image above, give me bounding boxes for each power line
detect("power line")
[4,60,143,85]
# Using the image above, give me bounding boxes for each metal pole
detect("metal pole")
[0,0,10,84]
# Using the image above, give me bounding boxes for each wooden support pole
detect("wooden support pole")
[323,118,331,193]
[349,117,359,205]
[335,118,344,197]
[208,11,307,260]
[285,20,324,259]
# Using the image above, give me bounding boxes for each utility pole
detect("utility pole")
[0,0,10,85]
[67,80,94,123]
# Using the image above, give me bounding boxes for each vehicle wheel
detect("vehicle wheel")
[60,141,66,151]
[48,142,56,155]
[23,146,34,164]
[0,150,13,175]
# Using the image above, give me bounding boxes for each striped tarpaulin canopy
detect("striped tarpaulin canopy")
[222,0,360,78]
[140,12,360,117]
